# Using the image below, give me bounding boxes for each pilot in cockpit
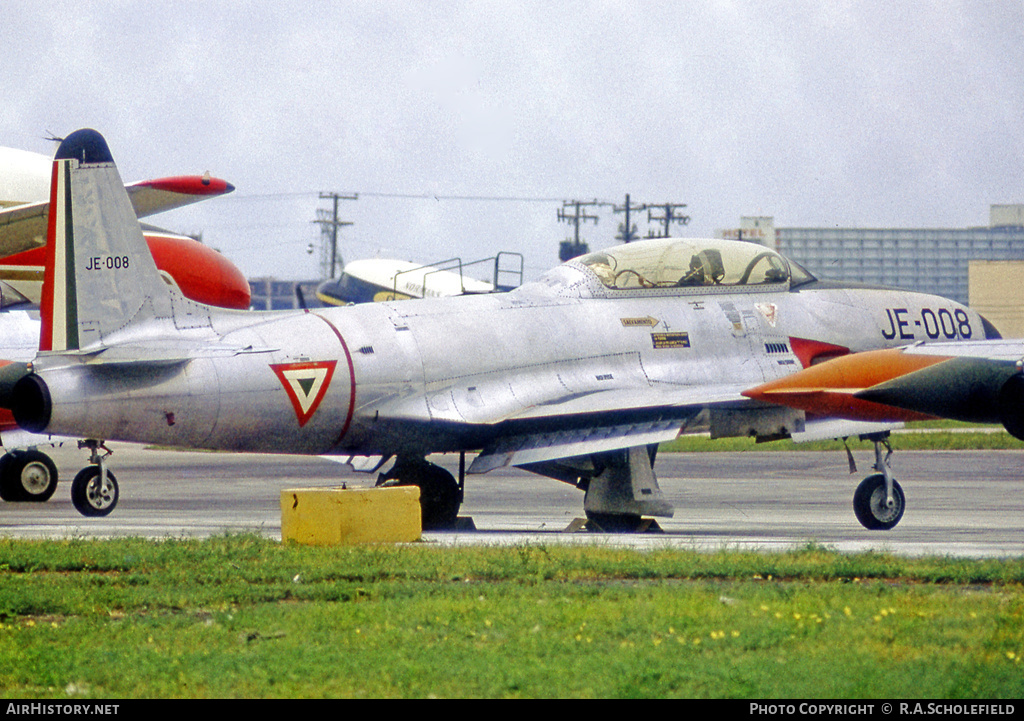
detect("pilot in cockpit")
[677,249,725,286]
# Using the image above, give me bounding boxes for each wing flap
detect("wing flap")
[791,418,904,442]
[383,380,754,428]
[468,419,685,473]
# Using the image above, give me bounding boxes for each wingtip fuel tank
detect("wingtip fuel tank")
[742,347,951,423]
[853,355,1024,437]
[745,344,1024,440]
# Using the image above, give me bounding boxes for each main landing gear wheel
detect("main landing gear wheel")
[377,458,461,530]
[70,466,119,517]
[853,473,905,530]
[584,511,645,533]
[0,450,58,502]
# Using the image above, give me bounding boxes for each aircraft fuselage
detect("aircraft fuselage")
[21,270,986,460]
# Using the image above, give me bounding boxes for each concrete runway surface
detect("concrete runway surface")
[0,443,1021,558]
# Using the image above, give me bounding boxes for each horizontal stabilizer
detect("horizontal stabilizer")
[33,340,276,371]
[0,202,51,257]
[125,175,234,217]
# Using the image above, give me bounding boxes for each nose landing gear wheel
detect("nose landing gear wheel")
[853,473,905,530]
[70,466,119,517]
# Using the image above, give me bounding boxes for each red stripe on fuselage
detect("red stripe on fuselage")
[38,161,61,352]
[310,313,357,446]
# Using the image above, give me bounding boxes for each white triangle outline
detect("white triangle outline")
[281,367,329,414]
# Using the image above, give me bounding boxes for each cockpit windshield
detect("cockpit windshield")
[575,238,809,291]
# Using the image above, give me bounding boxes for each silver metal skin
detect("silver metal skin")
[9,129,992,525]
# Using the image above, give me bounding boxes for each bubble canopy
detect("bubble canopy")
[573,238,814,291]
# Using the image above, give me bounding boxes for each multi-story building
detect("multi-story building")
[719,206,1024,306]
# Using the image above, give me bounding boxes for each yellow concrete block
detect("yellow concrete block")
[281,486,421,545]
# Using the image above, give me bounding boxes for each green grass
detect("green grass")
[1,536,1022,698]
[661,421,1024,453]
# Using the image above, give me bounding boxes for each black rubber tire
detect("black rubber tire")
[415,464,461,530]
[584,511,645,533]
[853,473,905,530]
[70,466,119,517]
[0,453,17,501]
[378,459,460,530]
[0,450,58,503]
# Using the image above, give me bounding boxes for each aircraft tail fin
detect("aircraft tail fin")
[40,129,176,352]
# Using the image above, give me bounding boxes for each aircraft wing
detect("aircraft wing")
[124,175,234,217]
[468,418,692,472]
[0,201,50,258]
[371,380,765,472]
[0,174,234,258]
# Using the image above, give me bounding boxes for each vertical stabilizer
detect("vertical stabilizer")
[40,129,174,352]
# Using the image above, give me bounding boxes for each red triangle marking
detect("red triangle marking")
[270,360,338,427]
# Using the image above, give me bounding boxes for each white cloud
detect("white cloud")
[2,1,1022,279]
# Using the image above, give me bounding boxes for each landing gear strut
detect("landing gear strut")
[852,435,905,530]
[70,440,118,517]
[582,445,673,532]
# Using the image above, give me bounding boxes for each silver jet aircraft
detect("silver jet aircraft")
[0,129,1000,529]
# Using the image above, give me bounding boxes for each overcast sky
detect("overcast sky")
[2,1,1022,281]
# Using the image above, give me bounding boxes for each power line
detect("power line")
[641,202,691,238]
[557,200,601,261]
[313,192,357,279]
[357,191,571,203]
[228,190,579,203]
[612,193,644,243]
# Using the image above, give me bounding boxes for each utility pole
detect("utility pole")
[612,193,644,243]
[557,200,600,261]
[643,202,690,238]
[313,192,358,279]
